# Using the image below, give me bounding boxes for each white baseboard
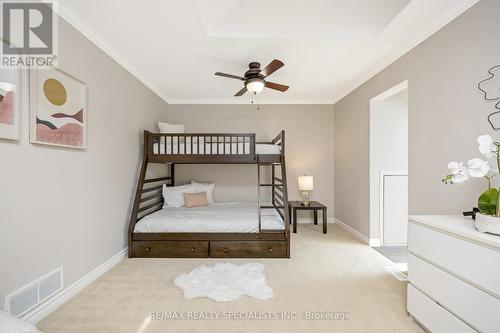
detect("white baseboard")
[334,218,379,246]
[22,248,128,324]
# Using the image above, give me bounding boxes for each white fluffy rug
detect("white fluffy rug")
[174,263,273,302]
[0,311,42,333]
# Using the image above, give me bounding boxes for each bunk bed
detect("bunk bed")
[128,130,290,258]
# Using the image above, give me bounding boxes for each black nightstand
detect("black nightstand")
[288,201,327,234]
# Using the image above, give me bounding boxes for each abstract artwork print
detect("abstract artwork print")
[0,68,21,140]
[30,68,87,149]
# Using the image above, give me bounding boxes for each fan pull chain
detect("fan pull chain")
[250,92,261,110]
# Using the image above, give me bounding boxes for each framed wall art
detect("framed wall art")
[0,67,21,140]
[30,68,87,149]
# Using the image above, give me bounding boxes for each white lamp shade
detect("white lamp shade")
[298,176,314,191]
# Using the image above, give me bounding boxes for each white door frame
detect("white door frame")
[369,79,408,247]
[379,171,408,246]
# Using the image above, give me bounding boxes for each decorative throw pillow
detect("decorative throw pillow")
[162,183,196,208]
[0,311,42,333]
[158,122,185,151]
[191,181,215,203]
[183,192,208,208]
[158,122,184,134]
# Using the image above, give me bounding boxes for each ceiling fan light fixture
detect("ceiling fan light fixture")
[245,78,265,94]
[215,60,287,97]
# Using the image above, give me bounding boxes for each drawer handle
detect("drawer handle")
[145,247,151,252]
[190,247,195,252]
[268,247,273,252]
[223,247,229,253]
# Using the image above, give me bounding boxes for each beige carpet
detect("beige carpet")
[38,224,424,333]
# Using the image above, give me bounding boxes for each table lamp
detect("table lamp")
[298,176,314,206]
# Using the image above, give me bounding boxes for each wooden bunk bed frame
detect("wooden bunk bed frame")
[128,130,290,258]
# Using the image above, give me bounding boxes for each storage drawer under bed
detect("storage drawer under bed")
[132,241,209,258]
[210,241,287,258]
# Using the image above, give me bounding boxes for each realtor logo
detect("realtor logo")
[1,0,58,68]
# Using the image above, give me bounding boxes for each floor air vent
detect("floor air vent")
[7,283,38,317]
[5,267,63,317]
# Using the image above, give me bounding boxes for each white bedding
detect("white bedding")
[134,202,285,233]
[153,142,280,155]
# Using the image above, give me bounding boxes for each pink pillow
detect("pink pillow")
[183,192,208,208]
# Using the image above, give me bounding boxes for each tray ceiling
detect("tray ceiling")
[58,0,479,104]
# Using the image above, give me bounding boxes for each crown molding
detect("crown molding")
[168,98,335,105]
[53,1,171,103]
[332,0,480,104]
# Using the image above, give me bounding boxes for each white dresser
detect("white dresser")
[407,215,500,333]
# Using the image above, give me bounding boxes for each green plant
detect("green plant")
[478,188,499,215]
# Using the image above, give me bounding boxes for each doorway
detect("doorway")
[369,81,408,265]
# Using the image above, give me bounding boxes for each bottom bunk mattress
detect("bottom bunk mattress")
[134,202,285,233]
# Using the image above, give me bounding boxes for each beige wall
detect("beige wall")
[0,19,168,307]
[168,104,335,219]
[334,0,500,238]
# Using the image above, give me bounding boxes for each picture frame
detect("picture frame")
[0,67,21,141]
[29,67,87,149]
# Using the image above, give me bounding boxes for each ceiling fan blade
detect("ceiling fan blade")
[215,72,245,80]
[265,81,289,92]
[234,86,247,96]
[260,59,284,78]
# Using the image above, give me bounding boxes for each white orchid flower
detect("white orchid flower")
[467,158,490,177]
[448,161,464,174]
[477,135,497,158]
[447,161,459,173]
[447,161,469,183]
[451,173,469,183]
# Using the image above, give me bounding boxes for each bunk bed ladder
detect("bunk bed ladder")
[257,158,290,242]
[257,163,262,237]
[280,155,290,257]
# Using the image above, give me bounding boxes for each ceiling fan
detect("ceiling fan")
[215,59,289,96]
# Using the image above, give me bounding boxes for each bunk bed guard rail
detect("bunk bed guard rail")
[146,131,257,163]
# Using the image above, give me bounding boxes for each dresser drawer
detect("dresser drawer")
[132,241,209,258]
[408,254,500,333]
[210,241,287,258]
[408,222,500,296]
[408,284,476,333]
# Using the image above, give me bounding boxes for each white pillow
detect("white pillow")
[191,181,215,203]
[162,184,196,208]
[0,311,42,333]
[158,122,184,133]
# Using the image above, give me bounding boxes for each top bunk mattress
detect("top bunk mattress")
[153,142,281,155]
[134,202,285,233]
